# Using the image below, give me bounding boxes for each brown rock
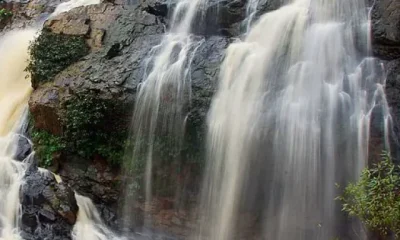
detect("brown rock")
[47,18,91,35]
[44,3,123,51]
[29,86,63,135]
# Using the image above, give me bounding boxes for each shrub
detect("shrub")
[26,28,89,88]
[0,8,12,21]
[64,92,127,165]
[338,152,400,238]
[31,130,65,168]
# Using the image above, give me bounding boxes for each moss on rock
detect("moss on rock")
[31,129,65,168]
[0,8,12,21]
[63,91,128,166]
[26,28,89,89]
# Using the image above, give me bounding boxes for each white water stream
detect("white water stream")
[0,29,35,240]
[124,0,207,227]
[198,0,390,239]
[73,194,123,240]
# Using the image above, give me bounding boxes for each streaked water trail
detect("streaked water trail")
[73,194,123,240]
[123,0,207,228]
[0,29,36,240]
[244,0,261,33]
[198,0,390,239]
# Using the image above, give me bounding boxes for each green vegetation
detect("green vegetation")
[29,91,127,167]
[64,91,127,165]
[26,28,89,88]
[0,8,12,21]
[31,129,65,168]
[338,152,400,239]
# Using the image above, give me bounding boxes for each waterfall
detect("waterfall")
[72,194,123,240]
[0,29,36,240]
[0,30,35,136]
[123,0,206,227]
[198,0,390,239]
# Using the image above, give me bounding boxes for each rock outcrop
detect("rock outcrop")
[20,165,78,240]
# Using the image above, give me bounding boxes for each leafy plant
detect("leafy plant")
[337,152,400,238]
[26,28,89,88]
[64,92,127,165]
[0,8,12,21]
[31,130,65,168]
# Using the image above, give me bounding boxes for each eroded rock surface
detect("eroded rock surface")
[372,0,400,60]
[20,165,78,240]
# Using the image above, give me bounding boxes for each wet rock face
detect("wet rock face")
[13,135,32,161]
[28,3,164,137]
[20,167,78,240]
[371,0,400,60]
[58,154,120,206]
[371,0,400,159]
[384,60,400,160]
[44,3,123,51]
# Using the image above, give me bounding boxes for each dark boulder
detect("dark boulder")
[140,0,168,17]
[13,134,32,161]
[20,166,78,240]
[58,154,120,206]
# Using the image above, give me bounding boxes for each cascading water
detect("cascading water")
[73,194,123,240]
[244,0,261,32]
[0,30,35,136]
[198,0,390,239]
[0,29,36,240]
[123,0,206,228]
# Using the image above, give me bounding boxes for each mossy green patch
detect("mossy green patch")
[64,91,128,166]
[0,8,12,21]
[31,129,65,168]
[26,28,89,88]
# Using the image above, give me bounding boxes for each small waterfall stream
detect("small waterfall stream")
[123,0,207,228]
[73,194,123,240]
[244,0,261,33]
